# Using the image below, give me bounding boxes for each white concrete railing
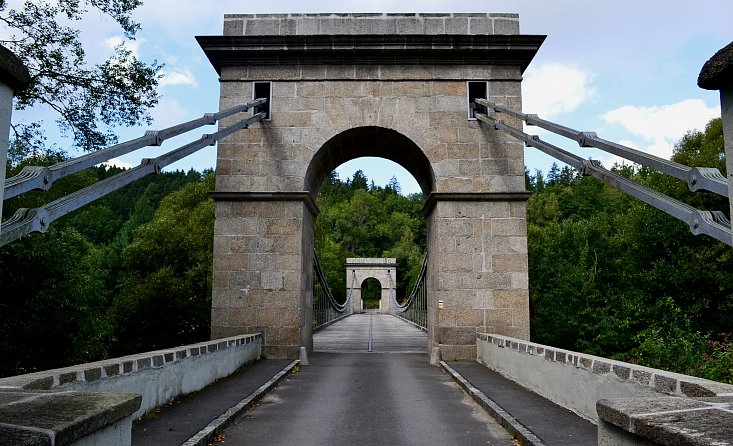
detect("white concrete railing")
[477,333,733,423]
[0,333,262,446]
[477,334,733,445]
[0,333,262,418]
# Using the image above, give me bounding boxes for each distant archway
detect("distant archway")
[346,258,397,314]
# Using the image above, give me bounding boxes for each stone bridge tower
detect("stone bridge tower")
[346,258,397,314]
[198,13,544,359]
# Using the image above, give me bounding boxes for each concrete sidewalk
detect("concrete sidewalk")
[445,361,597,445]
[132,359,291,446]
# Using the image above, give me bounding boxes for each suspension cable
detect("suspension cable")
[473,101,732,247]
[475,98,728,197]
[1,112,266,247]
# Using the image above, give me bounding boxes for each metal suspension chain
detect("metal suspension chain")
[473,99,732,247]
[393,255,428,330]
[1,100,268,247]
[312,249,355,331]
[475,98,728,197]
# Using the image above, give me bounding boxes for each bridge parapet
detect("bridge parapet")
[0,333,262,445]
[476,333,733,445]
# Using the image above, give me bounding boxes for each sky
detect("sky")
[5,1,732,195]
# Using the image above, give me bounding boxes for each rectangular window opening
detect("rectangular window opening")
[467,81,488,120]
[253,81,272,121]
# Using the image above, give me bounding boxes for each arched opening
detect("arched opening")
[306,127,433,348]
[304,126,435,196]
[307,125,433,301]
[360,278,382,310]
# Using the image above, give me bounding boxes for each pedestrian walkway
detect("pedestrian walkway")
[446,361,597,445]
[132,359,291,446]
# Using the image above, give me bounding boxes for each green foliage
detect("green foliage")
[361,277,382,309]
[1,0,161,152]
[109,174,215,354]
[527,118,733,383]
[0,163,211,376]
[0,228,112,376]
[700,333,733,384]
[315,171,426,303]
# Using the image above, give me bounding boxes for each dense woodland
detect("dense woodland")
[1,118,731,384]
[527,118,732,383]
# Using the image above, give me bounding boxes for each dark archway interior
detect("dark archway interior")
[361,277,382,310]
[304,126,435,196]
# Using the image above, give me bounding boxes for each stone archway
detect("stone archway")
[346,258,397,314]
[201,13,544,360]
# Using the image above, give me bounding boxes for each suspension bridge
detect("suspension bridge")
[1,12,733,446]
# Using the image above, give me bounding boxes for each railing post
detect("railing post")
[0,45,30,229]
[698,41,733,244]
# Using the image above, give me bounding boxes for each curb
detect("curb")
[440,361,545,446]
[182,359,300,446]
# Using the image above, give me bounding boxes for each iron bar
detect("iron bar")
[0,112,265,246]
[475,98,729,197]
[4,98,267,200]
[475,111,733,246]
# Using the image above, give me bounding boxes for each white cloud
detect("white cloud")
[522,63,596,118]
[601,99,719,160]
[159,70,198,88]
[103,36,142,58]
[149,97,193,129]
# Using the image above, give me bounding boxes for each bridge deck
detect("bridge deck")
[222,314,511,444]
[314,312,427,353]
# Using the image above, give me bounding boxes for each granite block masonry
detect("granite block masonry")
[198,13,545,359]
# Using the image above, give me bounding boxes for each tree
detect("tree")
[348,169,369,191]
[0,228,112,376]
[0,0,162,153]
[109,174,215,354]
[387,175,401,195]
[546,162,560,185]
[526,118,733,382]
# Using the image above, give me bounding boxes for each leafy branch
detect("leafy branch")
[1,0,162,154]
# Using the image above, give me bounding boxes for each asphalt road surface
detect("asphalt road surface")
[220,315,514,445]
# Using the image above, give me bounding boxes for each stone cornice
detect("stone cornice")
[196,34,545,74]
[210,191,319,217]
[422,191,532,216]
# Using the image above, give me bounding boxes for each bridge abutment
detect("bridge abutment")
[200,13,544,359]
